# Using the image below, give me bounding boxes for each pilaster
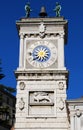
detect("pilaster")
[19,33,24,69]
[58,32,65,69]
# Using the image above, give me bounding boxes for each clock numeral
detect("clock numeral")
[51,57,55,61]
[51,47,55,50]
[34,43,38,46]
[28,57,33,62]
[53,52,56,54]
[39,63,44,68]
[31,61,37,67]
[48,62,51,66]
[29,47,33,50]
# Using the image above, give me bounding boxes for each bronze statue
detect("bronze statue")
[25,2,32,17]
[54,2,61,17]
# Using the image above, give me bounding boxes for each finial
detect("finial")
[25,2,32,18]
[53,2,61,17]
[39,6,47,18]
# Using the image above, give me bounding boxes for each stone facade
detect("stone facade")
[67,98,83,130]
[14,14,83,130]
[14,17,69,130]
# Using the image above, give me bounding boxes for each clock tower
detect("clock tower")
[15,6,69,130]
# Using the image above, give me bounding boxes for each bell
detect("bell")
[39,6,47,18]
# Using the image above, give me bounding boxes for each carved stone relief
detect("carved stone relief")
[59,98,64,110]
[76,109,82,117]
[19,98,25,110]
[19,82,25,90]
[28,91,54,116]
[33,92,51,103]
[58,82,64,90]
[29,91,54,104]
[39,22,46,38]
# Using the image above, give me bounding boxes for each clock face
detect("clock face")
[32,45,51,62]
[26,41,57,68]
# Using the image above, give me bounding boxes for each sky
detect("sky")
[0,0,83,99]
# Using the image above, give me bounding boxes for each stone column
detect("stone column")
[81,114,83,130]
[19,33,24,68]
[70,113,75,130]
[76,117,81,130]
[58,32,65,69]
[76,109,81,130]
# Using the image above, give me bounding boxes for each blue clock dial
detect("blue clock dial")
[27,41,57,68]
[32,45,51,62]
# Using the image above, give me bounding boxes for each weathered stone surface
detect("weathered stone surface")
[15,17,69,130]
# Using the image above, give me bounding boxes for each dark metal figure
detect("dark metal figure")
[54,2,61,17]
[25,2,32,17]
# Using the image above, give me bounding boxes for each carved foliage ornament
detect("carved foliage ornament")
[39,22,46,38]
[59,32,65,38]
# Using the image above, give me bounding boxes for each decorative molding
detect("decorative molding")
[20,31,65,39]
[20,33,24,39]
[59,32,65,38]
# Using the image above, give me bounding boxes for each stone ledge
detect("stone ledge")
[30,102,54,106]
[15,69,69,75]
